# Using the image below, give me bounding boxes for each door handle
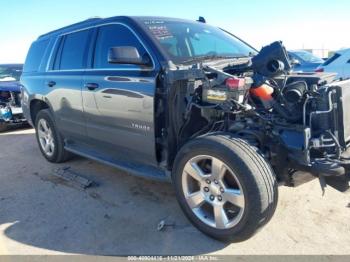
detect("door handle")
[85,83,99,91]
[46,81,56,87]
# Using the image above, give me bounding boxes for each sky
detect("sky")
[0,0,349,63]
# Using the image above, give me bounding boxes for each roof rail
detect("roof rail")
[38,17,102,39]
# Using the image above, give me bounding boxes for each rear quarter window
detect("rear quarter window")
[23,39,50,73]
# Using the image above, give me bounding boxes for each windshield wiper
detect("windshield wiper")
[181,54,251,65]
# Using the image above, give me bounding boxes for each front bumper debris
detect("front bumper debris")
[0,106,26,124]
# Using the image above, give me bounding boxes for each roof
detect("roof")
[335,48,350,54]
[38,17,103,39]
[289,50,312,53]
[37,16,198,40]
[0,64,23,67]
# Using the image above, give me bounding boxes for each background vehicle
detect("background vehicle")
[315,48,350,80]
[288,50,324,72]
[21,16,350,242]
[0,64,26,132]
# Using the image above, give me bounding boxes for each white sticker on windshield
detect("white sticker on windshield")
[148,25,173,40]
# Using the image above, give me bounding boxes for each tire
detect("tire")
[35,109,71,163]
[172,133,278,242]
[0,122,8,132]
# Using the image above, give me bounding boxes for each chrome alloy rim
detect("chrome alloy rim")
[182,155,245,229]
[37,119,55,157]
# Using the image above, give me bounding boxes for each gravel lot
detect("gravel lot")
[0,127,350,255]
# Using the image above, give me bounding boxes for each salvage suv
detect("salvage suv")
[21,16,350,242]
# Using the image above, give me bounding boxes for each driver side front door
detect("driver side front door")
[82,23,159,165]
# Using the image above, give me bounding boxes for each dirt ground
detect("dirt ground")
[0,127,350,255]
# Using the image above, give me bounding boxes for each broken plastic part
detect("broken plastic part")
[250,84,274,101]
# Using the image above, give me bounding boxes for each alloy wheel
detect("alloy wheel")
[182,155,245,229]
[37,118,55,157]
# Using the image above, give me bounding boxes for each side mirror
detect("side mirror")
[290,58,301,66]
[108,46,151,66]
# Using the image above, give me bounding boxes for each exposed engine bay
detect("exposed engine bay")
[0,89,24,124]
[160,41,350,192]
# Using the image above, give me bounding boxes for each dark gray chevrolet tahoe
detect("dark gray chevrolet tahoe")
[21,16,350,241]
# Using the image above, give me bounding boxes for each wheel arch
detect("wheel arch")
[29,98,53,124]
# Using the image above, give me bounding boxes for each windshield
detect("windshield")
[142,19,256,64]
[0,65,23,81]
[291,51,323,63]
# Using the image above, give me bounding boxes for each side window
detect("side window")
[55,29,90,70]
[94,24,148,69]
[323,53,341,66]
[288,53,296,60]
[23,39,50,72]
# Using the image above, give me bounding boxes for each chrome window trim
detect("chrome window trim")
[46,22,156,72]
[45,37,60,72]
[36,38,51,72]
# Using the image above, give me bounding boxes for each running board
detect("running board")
[64,143,170,182]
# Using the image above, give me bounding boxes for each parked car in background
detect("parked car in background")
[288,50,324,72]
[0,64,26,131]
[315,48,350,80]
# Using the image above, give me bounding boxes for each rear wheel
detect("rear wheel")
[172,133,278,242]
[35,109,71,163]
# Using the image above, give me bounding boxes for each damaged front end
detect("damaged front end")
[0,81,26,130]
[159,41,350,193]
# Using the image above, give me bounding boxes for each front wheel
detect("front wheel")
[172,133,278,242]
